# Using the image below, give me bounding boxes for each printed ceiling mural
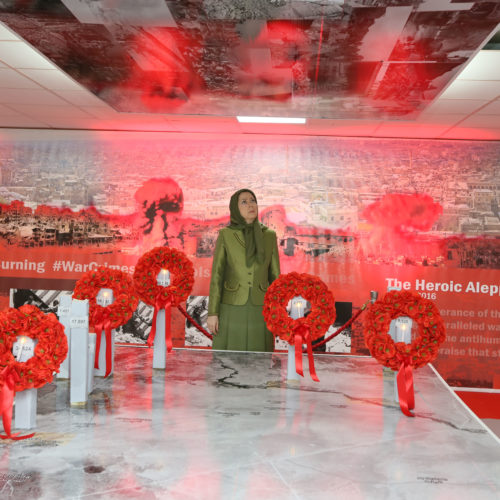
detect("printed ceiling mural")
[1,1,500,119]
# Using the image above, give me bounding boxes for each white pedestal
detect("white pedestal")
[88,333,96,395]
[70,299,89,405]
[14,389,37,430]
[153,309,166,370]
[57,293,72,379]
[94,330,115,377]
[287,345,300,381]
[286,296,308,381]
[390,316,412,403]
[94,288,115,377]
[12,336,37,429]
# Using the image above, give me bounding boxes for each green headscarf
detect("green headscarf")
[229,189,265,266]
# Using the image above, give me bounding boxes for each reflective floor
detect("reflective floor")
[2,347,499,499]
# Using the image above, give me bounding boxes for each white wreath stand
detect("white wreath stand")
[13,337,37,429]
[152,270,170,370]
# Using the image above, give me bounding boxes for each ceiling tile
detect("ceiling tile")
[166,115,235,124]
[89,114,172,131]
[0,103,23,116]
[373,122,451,139]
[0,41,55,69]
[81,106,119,119]
[53,90,110,107]
[8,104,94,120]
[457,50,500,81]
[440,80,500,100]
[476,99,500,115]
[0,115,49,127]
[0,68,41,89]
[237,123,308,135]
[0,88,69,105]
[441,127,500,140]
[36,117,103,129]
[18,69,83,91]
[420,99,488,115]
[306,119,381,136]
[457,114,500,128]
[91,119,175,132]
[0,23,19,41]
[415,114,466,125]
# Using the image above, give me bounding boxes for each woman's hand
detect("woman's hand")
[207,315,219,334]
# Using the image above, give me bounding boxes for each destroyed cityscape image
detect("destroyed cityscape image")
[1,135,498,269]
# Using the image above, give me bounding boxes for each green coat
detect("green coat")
[208,226,280,316]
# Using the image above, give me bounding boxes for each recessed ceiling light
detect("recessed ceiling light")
[236,116,306,124]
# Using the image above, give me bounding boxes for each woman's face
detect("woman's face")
[238,191,258,224]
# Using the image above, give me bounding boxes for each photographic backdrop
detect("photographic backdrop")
[0,130,498,388]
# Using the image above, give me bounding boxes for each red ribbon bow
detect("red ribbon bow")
[293,324,319,382]
[0,366,35,440]
[94,318,113,378]
[396,356,415,417]
[147,294,173,354]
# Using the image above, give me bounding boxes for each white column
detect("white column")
[94,288,114,377]
[13,337,37,429]
[153,309,166,369]
[87,333,96,395]
[70,299,89,405]
[57,293,72,379]
[386,285,413,403]
[153,270,170,370]
[393,316,413,403]
[286,296,307,382]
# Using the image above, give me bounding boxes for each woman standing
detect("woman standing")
[207,189,280,351]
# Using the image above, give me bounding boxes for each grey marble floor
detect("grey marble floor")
[2,347,499,500]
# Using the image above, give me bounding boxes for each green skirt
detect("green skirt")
[212,299,274,352]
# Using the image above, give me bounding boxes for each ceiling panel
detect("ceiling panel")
[0,2,498,140]
[0,88,70,106]
[0,114,49,127]
[457,50,500,81]
[8,104,94,119]
[0,67,41,89]
[80,106,120,120]
[420,99,490,115]
[18,68,84,91]
[440,80,500,101]
[416,114,465,125]
[0,40,55,69]
[476,99,500,115]
[457,114,500,128]
[373,122,453,139]
[0,103,24,116]
[0,22,18,40]
[52,90,115,107]
[441,127,500,140]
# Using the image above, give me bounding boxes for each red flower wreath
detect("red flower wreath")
[0,305,68,439]
[263,272,336,381]
[363,290,446,370]
[73,267,139,330]
[133,247,194,351]
[363,290,446,417]
[133,247,194,307]
[73,267,139,377]
[0,305,68,391]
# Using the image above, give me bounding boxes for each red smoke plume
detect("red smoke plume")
[362,193,443,232]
